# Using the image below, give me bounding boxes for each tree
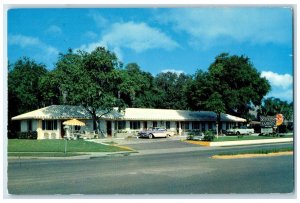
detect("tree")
[50,47,124,137]
[259,97,293,121]
[186,53,271,135]
[118,63,156,108]
[207,53,271,118]
[8,58,48,137]
[186,70,225,136]
[154,72,192,109]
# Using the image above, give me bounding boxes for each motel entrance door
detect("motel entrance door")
[61,120,66,138]
[106,121,112,137]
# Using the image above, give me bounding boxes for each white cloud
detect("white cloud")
[88,12,108,27]
[261,71,293,102]
[161,69,184,75]
[83,31,98,39]
[261,71,293,90]
[9,35,40,48]
[160,8,291,48]
[9,34,59,68]
[101,22,179,52]
[46,25,62,35]
[79,21,179,54]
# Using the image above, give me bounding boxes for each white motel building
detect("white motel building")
[12,105,247,139]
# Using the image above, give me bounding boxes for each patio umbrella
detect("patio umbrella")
[63,119,86,139]
[63,119,86,126]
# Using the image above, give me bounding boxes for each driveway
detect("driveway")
[123,138,201,150]
[90,136,204,151]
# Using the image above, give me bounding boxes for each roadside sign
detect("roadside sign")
[261,127,273,134]
[276,114,284,126]
[260,116,276,127]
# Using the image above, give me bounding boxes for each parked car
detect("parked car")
[226,126,254,135]
[138,127,175,139]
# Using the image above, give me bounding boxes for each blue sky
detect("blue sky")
[7,7,293,102]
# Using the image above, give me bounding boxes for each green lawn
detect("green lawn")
[216,146,294,156]
[8,152,87,157]
[212,135,293,142]
[8,139,130,153]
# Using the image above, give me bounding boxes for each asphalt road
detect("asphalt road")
[7,143,294,196]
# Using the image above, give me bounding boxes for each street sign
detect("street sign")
[260,116,276,127]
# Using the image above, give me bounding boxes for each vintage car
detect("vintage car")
[138,127,175,139]
[226,126,254,135]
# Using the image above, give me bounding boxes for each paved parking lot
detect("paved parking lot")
[90,136,203,151]
[124,138,201,150]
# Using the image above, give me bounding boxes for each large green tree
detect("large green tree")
[48,47,125,137]
[207,53,271,118]
[118,63,157,108]
[187,53,271,134]
[8,58,48,136]
[154,72,192,109]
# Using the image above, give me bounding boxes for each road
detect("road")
[7,143,294,195]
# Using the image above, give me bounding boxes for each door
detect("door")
[176,122,180,134]
[61,120,66,138]
[106,121,112,137]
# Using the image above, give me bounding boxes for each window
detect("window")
[142,121,147,129]
[208,122,213,130]
[153,121,157,128]
[192,121,200,129]
[130,121,140,129]
[201,122,206,131]
[159,121,164,127]
[27,120,32,131]
[183,121,190,130]
[42,120,57,130]
[166,121,170,129]
[117,121,126,130]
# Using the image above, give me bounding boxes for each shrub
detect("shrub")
[186,134,194,140]
[17,131,38,139]
[202,130,215,141]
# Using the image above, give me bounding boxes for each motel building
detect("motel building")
[12,105,247,139]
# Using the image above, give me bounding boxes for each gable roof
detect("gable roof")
[11,105,246,122]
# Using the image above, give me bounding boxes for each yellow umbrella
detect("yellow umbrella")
[63,119,86,126]
[63,119,86,140]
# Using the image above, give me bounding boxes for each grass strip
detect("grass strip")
[216,147,293,156]
[212,135,293,142]
[8,152,87,157]
[8,139,130,153]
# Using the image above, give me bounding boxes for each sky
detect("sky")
[7,7,294,102]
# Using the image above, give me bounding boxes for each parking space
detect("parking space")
[89,136,206,151]
[124,139,201,150]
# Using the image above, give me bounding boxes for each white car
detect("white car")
[138,127,175,139]
[226,126,254,135]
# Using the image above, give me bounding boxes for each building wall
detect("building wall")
[19,118,245,139]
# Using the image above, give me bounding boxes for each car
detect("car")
[226,126,254,135]
[138,127,175,139]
